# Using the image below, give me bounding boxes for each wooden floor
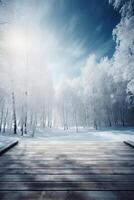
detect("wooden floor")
[0,140,134,200]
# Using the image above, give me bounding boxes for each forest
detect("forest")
[0,0,134,136]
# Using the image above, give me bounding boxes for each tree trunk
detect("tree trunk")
[24,91,28,134]
[3,108,8,133]
[0,103,4,132]
[74,111,78,133]
[12,92,17,134]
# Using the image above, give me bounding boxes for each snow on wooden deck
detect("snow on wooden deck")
[0,136,18,155]
[0,139,134,199]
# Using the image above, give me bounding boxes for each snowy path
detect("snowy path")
[35,127,134,142]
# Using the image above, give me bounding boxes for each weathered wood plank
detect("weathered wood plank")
[0,140,134,199]
[0,168,134,175]
[1,162,134,168]
[0,174,134,182]
[6,152,133,157]
[0,191,134,200]
[0,181,134,191]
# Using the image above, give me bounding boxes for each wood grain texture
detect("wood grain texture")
[0,140,134,199]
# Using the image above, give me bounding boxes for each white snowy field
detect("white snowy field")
[1,127,134,142]
[30,127,134,142]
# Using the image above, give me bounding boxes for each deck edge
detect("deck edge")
[0,140,19,156]
[124,141,134,149]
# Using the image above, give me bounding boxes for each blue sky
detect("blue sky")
[42,0,120,58]
[39,0,120,80]
[4,0,121,82]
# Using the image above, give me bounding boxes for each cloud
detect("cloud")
[0,0,119,88]
[95,24,103,33]
[94,38,114,59]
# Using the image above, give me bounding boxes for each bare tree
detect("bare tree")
[3,107,8,133]
[12,92,17,134]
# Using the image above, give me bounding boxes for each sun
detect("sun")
[8,30,27,52]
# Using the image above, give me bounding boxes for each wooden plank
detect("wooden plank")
[6,145,132,149]
[2,155,133,160]
[7,152,132,155]
[2,152,134,157]
[6,152,133,156]
[9,147,131,151]
[1,162,134,168]
[0,181,134,191]
[0,191,134,200]
[13,145,129,149]
[0,168,134,175]
[0,174,134,182]
[0,140,134,199]
[10,148,130,151]
[1,158,134,162]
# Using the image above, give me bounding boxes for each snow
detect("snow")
[1,127,134,142]
[29,127,134,142]
[0,136,18,148]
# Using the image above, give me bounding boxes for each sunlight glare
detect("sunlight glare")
[8,30,29,54]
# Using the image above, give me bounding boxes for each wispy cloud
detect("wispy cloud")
[0,0,119,85]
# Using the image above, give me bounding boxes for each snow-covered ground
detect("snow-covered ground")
[32,127,134,141]
[1,127,134,141]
